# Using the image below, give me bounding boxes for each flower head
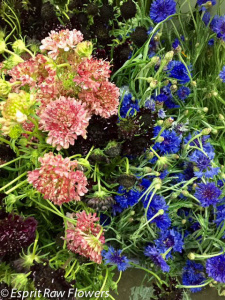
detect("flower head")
[144,245,170,272]
[167,60,191,84]
[0,214,37,259]
[206,254,225,283]
[40,29,84,59]
[39,96,90,150]
[155,229,184,258]
[212,16,225,41]
[120,92,139,118]
[28,152,88,205]
[66,211,105,264]
[150,0,176,23]
[182,260,205,293]
[153,126,182,154]
[78,81,119,118]
[74,58,111,91]
[8,54,56,89]
[197,0,216,10]
[114,186,140,210]
[102,246,130,271]
[219,66,225,83]
[177,86,191,100]
[194,182,221,207]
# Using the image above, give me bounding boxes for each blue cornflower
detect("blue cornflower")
[153,126,182,154]
[150,0,176,23]
[142,193,171,230]
[167,60,191,84]
[208,38,214,46]
[144,245,170,272]
[112,203,124,216]
[102,247,130,271]
[177,86,191,100]
[189,150,219,179]
[120,93,139,118]
[206,254,225,283]
[145,99,156,111]
[156,94,168,102]
[197,0,216,10]
[194,182,222,207]
[214,204,225,236]
[158,109,166,119]
[172,38,180,49]
[212,16,225,41]
[219,66,225,83]
[184,133,215,159]
[159,170,169,179]
[115,186,140,209]
[202,11,211,25]
[155,229,184,258]
[182,260,205,293]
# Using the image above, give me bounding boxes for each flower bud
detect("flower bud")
[219,114,225,121]
[12,40,26,54]
[201,128,211,135]
[182,190,189,197]
[150,79,158,89]
[182,219,186,224]
[164,50,174,62]
[0,79,11,98]
[158,209,164,215]
[0,40,6,54]
[157,120,164,126]
[191,81,197,87]
[155,136,164,143]
[146,152,154,160]
[170,84,177,92]
[202,107,208,113]
[75,41,93,58]
[163,117,174,128]
[143,167,152,173]
[212,91,218,97]
[188,252,195,260]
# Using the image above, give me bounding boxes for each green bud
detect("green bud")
[143,166,152,173]
[12,40,26,54]
[9,124,22,139]
[75,41,93,58]
[188,252,195,260]
[0,40,6,54]
[0,79,11,98]
[201,128,211,135]
[19,138,28,147]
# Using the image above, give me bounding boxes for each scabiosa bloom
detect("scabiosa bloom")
[150,0,176,23]
[167,60,191,84]
[102,246,130,271]
[115,186,140,209]
[206,254,225,283]
[153,126,181,154]
[74,58,111,91]
[144,245,170,272]
[8,54,56,89]
[40,29,84,59]
[66,211,105,264]
[78,81,120,118]
[177,86,191,100]
[39,96,90,150]
[155,229,184,258]
[182,260,205,293]
[120,93,139,118]
[0,214,37,259]
[219,66,225,83]
[212,16,225,41]
[194,182,221,207]
[28,152,88,205]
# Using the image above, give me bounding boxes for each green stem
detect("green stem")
[130,263,164,285]
[0,156,20,168]
[115,271,122,285]
[0,172,27,192]
[5,179,27,194]
[177,278,213,289]
[95,269,108,300]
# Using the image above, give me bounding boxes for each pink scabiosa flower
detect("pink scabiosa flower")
[79,81,119,118]
[66,211,105,264]
[39,96,90,150]
[8,54,56,89]
[40,29,84,59]
[74,58,111,91]
[28,152,88,205]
